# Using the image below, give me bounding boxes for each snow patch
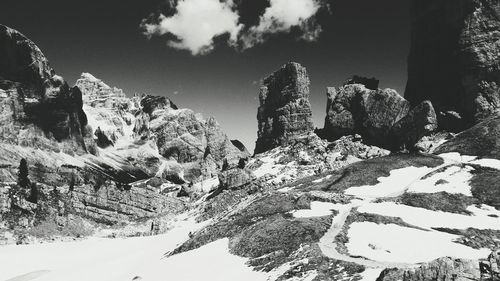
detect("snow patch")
[469,158,500,170]
[345,166,433,199]
[358,202,500,231]
[138,239,267,281]
[312,175,332,183]
[439,153,477,164]
[292,201,338,218]
[407,165,474,196]
[358,268,384,281]
[346,222,491,264]
[0,213,209,281]
[192,177,220,193]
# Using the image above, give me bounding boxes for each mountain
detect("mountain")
[405,0,500,128]
[0,25,92,154]
[1,5,500,280]
[0,24,249,228]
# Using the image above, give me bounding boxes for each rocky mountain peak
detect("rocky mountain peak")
[255,62,314,154]
[0,25,54,88]
[0,25,89,152]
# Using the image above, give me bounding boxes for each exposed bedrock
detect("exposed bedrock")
[405,0,500,128]
[435,113,500,160]
[377,250,500,281]
[0,24,90,153]
[255,62,314,154]
[320,78,438,150]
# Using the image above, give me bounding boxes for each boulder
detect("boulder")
[0,25,90,153]
[255,62,314,154]
[391,100,438,150]
[405,0,500,126]
[321,83,411,147]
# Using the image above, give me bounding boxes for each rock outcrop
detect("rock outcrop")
[218,168,254,190]
[344,75,379,90]
[77,73,249,184]
[405,0,500,127]
[435,113,500,160]
[377,250,500,281]
[0,25,90,153]
[134,96,249,182]
[391,100,438,150]
[255,62,314,154]
[321,80,439,150]
[321,83,411,147]
[76,73,138,148]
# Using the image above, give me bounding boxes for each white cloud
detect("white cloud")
[240,0,322,49]
[142,0,324,55]
[142,0,242,55]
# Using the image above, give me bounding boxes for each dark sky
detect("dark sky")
[0,0,411,151]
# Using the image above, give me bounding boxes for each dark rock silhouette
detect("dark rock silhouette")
[255,62,314,154]
[405,0,500,127]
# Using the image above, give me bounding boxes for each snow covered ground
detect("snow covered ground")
[321,152,500,269]
[0,213,209,281]
[346,222,491,264]
[0,214,315,281]
[345,166,433,198]
[358,202,500,230]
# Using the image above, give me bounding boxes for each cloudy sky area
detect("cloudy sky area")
[142,0,325,54]
[1,0,411,151]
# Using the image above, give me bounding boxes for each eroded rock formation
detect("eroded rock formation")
[405,0,500,127]
[377,250,500,281]
[255,62,314,154]
[0,25,90,153]
[321,78,439,150]
[321,83,411,147]
[391,100,438,150]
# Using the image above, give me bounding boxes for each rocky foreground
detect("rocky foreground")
[1,0,500,280]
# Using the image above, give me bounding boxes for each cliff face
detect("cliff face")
[0,25,89,153]
[255,62,314,154]
[405,0,500,126]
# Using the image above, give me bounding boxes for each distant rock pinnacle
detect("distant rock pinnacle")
[255,62,314,154]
